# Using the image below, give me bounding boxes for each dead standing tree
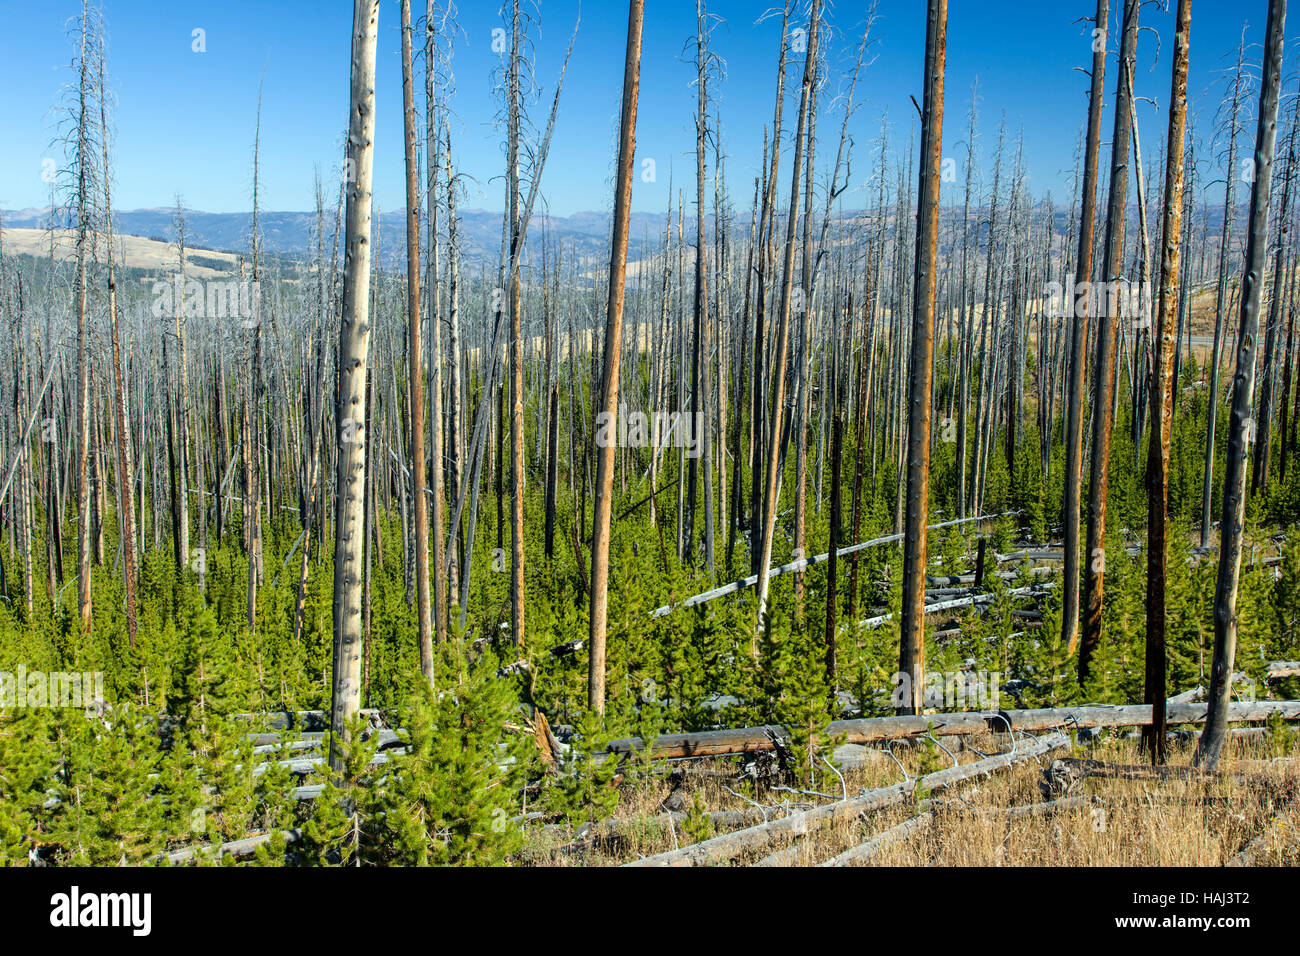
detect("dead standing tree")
[246,78,267,637]
[1196,0,1287,772]
[897,0,947,714]
[1142,0,1191,764]
[755,0,820,636]
[1062,0,1108,659]
[588,0,644,715]
[97,48,137,645]
[1079,0,1138,685]
[400,0,433,682]
[66,0,101,635]
[499,1,576,647]
[684,0,716,575]
[1200,28,1248,548]
[424,0,449,647]
[329,0,379,773]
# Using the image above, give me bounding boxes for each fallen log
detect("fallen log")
[164,829,302,865]
[547,807,777,855]
[1041,757,1296,798]
[815,810,935,867]
[995,549,1063,563]
[927,567,1054,587]
[854,583,1052,630]
[1052,757,1260,782]
[813,791,1099,868]
[1167,686,1204,705]
[648,512,1012,619]
[942,793,1097,821]
[624,732,1069,867]
[231,710,382,732]
[249,728,402,756]
[605,701,1300,760]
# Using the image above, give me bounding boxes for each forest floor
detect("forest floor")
[520,729,1300,866]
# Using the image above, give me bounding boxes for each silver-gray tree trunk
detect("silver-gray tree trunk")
[1195,0,1287,771]
[329,0,380,774]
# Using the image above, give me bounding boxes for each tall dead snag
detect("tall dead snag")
[246,81,266,635]
[71,0,96,635]
[685,0,714,574]
[589,0,643,715]
[825,294,848,684]
[506,0,525,647]
[329,0,379,773]
[1142,0,1191,764]
[750,3,791,579]
[1079,0,1138,685]
[424,0,449,647]
[956,82,978,518]
[98,51,137,646]
[896,0,947,714]
[400,0,432,682]
[172,200,192,579]
[498,1,575,645]
[293,176,331,646]
[755,0,820,634]
[1201,30,1247,547]
[1253,92,1299,494]
[1196,0,1287,772]
[1061,0,1109,659]
[443,125,464,603]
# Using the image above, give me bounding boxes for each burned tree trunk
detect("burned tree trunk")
[400,0,432,681]
[588,0,643,715]
[897,0,947,714]
[72,1,94,635]
[1061,0,1108,659]
[755,0,820,635]
[99,55,137,646]
[424,0,449,648]
[1079,0,1138,685]
[1195,0,1287,772]
[1141,0,1191,765]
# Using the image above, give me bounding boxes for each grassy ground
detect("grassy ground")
[519,727,1300,866]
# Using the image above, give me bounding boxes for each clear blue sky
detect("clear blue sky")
[0,1,1289,219]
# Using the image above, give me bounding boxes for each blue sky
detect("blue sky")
[0,1,1289,219]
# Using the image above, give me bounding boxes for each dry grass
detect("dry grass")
[518,728,1300,867]
[3,227,238,279]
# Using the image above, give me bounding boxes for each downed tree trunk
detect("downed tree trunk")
[965,794,1097,821]
[781,787,1097,869]
[854,583,1051,630]
[1045,756,1292,790]
[548,807,774,854]
[815,809,935,867]
[624,731,1069,867]
[605,701,1300,760]
[165,829,302,865]
[650,512,1011,618]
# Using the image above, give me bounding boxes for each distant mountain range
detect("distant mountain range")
[2,198,1244,274]
[0,206,679,271]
